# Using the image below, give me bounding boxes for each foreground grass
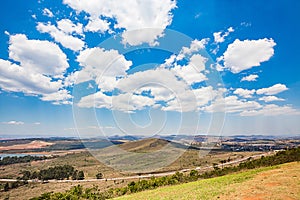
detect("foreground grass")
[114,165,284,200]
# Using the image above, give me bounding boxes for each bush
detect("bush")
[96,172,103,179]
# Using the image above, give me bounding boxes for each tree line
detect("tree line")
[31,147,300,200]
[0,155,54,166]
[1,165,85,192]
[20,165,84,181]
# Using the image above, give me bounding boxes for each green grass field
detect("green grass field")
[114,162,300,200]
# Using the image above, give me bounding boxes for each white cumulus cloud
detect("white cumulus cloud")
[41,89,73,105]
[241,74,259,82]
[8,34,69,76]
[78,91,156,112]
[233,88,255,98]
[42,8,54,17]
[213,27,234,44]
[177,39,208,60]
[0,34,72,104]
[221,38,276,73]
[0,59,63,94]
[84,17,111,33]
[57,19,83,35]
[203,95,262,114]
[172,54,207,85]
[241,104,300,116]
[37,22,85,51]
[63,0,177,46]
[259,96,285,102]
[76,47,132,91]
[256,84,288,95]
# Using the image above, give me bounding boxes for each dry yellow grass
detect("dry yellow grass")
[219,162,300,200]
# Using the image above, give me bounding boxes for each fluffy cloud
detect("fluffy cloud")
[0,34,71,104]
[42,8,54,17]
[241,74,259,82]
[221,38,276,73]
[177,39,208,60]
[131,71,213,112]
[0,59,62,94]
[163,86,220,112]
[77,63,219,112]
[256,84,288,95]
[120,69,218,112]
[57,19,83,35]
[172,54,207,85]
[259,96,284,102]
[136,85,219,113]
[37,22,85,51]
[135,85,175,102]
[77,47,132,78]
[117,68,187,94]
[203,95,262,114]
[78,91,156,112]
[78,91,111,109]
[121,28,164,46]
[75,38,213,112]
[63,0,177,46]
[41,89,73,105]
[84,17,111,33]
[112,93,156,111]
[8,34,69,76]
[213,27,234,43]
[241,104,300,116]
[76,47,132,91]
[70,32,296,115]
[160,39,208,69]
[233,88,255,98]
[2,121,24,125]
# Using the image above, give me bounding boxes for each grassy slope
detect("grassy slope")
[115,162,300,200]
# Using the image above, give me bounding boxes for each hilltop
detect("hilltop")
[118,138,191,153]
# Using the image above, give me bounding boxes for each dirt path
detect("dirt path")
[219,162,300,200]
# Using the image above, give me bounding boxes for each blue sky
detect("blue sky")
[0,0,300,138]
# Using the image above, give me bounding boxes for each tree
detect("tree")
[4,183,9,191]
[72,170,79,180]
[31,171,38,179]
[189,170,198,177]
[96,172,103,179]
[213,163,220,170]
[77,171,84,180]
[21,170,31,180]
[220,160,227,169]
